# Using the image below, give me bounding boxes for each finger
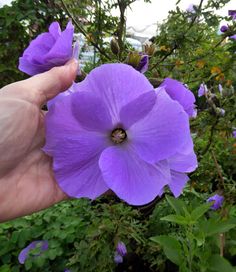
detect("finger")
[26,59,79,105]
[1,59,78,106]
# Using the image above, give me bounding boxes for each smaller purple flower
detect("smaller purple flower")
[217,108,225,116]
[220,25,229,33]
[64,270,71,272]
[187,4,196,13]
[19,21,74,76]
[207,194,224,210]
[159,78,196,118]
[18,240,48,264]
[198,83,207,97]
[114,252,123,264]
[116,241,127,257]
[218,84,223,95]
[228,10,236,20]
[136,54,149,73]
[229,34,236,40]
[232,130,236,138]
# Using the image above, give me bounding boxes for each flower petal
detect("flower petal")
[44,21,74,63]
[50,136,109,199]
[159,78,196,117]
[119,91,156,129]
[169,150,198,173]
[168,133,197,173]
[168,171,189,197]
[71,91,113,132]
[78,63,153,124]
[99,146,170,205]
[47,82,78,109]
[18,240,48,264]
[44,95,110,199]
[49,22,61,39]
[128,89,190,163]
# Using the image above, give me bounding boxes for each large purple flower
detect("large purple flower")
[18,240,48,264]
[159,78,196,118]
[19,21,74,75]
[44,64,197,205]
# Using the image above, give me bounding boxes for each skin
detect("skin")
[0,59,78,222]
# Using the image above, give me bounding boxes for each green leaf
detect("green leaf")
[165,195,186,215]
[191,203,211,221]
[150,235,182,265]
[161,214,193,225]
[200,218,236,236]
[208,254,235,272]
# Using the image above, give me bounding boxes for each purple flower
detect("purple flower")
[18,240,48,264]
[232,130,236,138]
[114,252,123,264]
[198,83,207,97]
[43,64,197,205]
[159,78,196,118]
[187,4,196,13]
[228,10,236,20]
[19,21,74,75]
[218,84,223,94]
[116,241,127,256]
[136,54,149,73]
[207,194,224,210]
[229,34,236,40]
[220,25,229,33]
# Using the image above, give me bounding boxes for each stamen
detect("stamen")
[111,128,127,144]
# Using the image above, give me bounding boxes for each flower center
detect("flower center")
[111,128,127,144]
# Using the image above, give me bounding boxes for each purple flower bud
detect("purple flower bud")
[228,10,236,20]
[219,108,225,116]
[218,84,223,94]
[18,240,48,264]
[198,83,207,97]
[207,194,224,210]
[136,54,149,74]
[229,34,236,40]
[187,4,196,13]
[114,253,123,264]
[116,241,127,257]
[220,25,229,33]
[233,130,236,138]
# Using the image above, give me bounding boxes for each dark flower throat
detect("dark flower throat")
[111,128,127,144]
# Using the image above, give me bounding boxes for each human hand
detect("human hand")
[0,59,78,222]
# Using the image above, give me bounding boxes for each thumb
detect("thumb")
[5,59,79,106]
[30,58,79,105]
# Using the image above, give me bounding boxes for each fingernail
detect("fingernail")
[65,58,78,67]
[65,58,79,73]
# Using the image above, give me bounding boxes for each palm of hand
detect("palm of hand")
[0,62,77,221]
[0,93,66,222]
